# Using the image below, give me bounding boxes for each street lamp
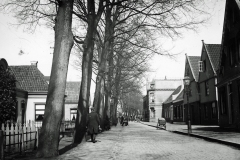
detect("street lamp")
[183,76,192,134]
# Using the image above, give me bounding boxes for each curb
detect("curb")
[140,122,240,149]
[170,131,240,149]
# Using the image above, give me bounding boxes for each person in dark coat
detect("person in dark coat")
[87,107,100,143]
[120,116,124,126]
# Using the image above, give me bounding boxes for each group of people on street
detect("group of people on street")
[120,116,128,126]
[119,115,141,125]
[87,109,142,142]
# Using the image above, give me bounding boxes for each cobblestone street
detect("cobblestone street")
[52,122,240,160]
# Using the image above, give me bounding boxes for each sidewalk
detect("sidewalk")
[140,121,240,148]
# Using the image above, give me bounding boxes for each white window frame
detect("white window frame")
[150,93,154,102]
[199,61,203,72]
[70,108,77,121]
[35,104,45,121]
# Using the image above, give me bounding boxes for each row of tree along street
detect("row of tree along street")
[0,0,208,158]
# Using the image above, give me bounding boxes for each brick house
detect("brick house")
[162,85,184,123]
[217,0,240,129]
[198,41,221,125]
[183,55,201,125]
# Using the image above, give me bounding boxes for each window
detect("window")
[199,61,203,72]
[212,102,217,118]
[205,81,209,96]
[228,83,234,116]
[203,60,206,72]
[204,104,208,119]
[219,87,227,115]
[150,84,155,89]
[36,104,45,121]
[189,88,192,97]
[21,100,25,123]
[174,106,177,118]
[180,105,183,118]
[150,93,154,102]
[229,43,236,67]
[16,101,18,122]
[177,106,179,118]
[70,108,77,121]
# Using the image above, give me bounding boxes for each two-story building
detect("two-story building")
[217,0,240,130]
[198,41,221,125]
[183,55,201,125]
[146,78,182,122]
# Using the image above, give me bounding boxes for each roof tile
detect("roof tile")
[204,44,221,72]
[65,82,81,103]
[188,56,201,81]
[163,85,182,104]
[9,65,48,92]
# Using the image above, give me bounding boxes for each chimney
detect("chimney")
[31,61,38,67]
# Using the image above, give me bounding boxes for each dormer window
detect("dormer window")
[199,60,206,72]
[199,61,203,72]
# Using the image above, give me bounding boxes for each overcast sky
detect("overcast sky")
[0,1,226,95]
[147,0,226,81]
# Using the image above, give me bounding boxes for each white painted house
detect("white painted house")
[1,58,84,125]
[9,61,48,123]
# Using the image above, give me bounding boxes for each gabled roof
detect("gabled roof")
[204,43,221,74]
[187,56,201,82]
[218,0,239,71]
[9,65,48,92]
[173,89,184,102]
[235,0,240,10]
[65,81,81,103]
[163,85,182,104]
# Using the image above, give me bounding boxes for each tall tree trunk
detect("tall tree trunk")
[93,4,112,128]
[111,55,121,125]
[74,0,103,143]
[104,43,114,126]
[36,0,74,157]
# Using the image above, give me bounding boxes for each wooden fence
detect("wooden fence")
[0,121,38,159]
[0,120,75,159]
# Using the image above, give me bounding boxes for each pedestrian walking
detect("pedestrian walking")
[86,107,100,143]
[120,116,124,125]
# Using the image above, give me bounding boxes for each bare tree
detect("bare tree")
[1,0,74,157]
